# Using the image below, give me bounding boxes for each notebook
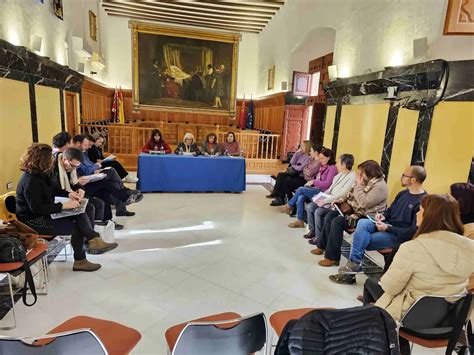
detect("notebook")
[81,173,106,182]
[102,154,116,162]
[51,197,89,219]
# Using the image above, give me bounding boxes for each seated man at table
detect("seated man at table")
[175,133,200,155]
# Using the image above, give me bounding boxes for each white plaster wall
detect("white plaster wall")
[257,0,474,96]
[0,0,108,82]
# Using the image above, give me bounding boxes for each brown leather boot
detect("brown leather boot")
[87,237,118,255]
[277,205,292,214]
[288,219,305,228]
[310,247,324,255]
[73,259,101,272]
[318,258,340,267]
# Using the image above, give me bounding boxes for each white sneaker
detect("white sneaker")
[124,175,139,183]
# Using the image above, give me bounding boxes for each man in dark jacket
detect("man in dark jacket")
[336,166,427,279]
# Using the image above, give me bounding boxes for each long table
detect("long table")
[137,153,246,192]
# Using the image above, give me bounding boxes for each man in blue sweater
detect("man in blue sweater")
[337,165,427,275]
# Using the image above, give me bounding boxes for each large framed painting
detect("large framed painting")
[130,22,240,116]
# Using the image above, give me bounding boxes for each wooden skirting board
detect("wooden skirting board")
[114,153,285,176]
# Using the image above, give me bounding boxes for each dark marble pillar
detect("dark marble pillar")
[28,83,38,142]
[59,89,65,131]
[411,107,434,166]
[380,104,400,177]
[331,100,343,154]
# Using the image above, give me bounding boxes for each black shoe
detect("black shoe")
[95,221,108,226]
[113,222,124,230]
[116,210,136,217]
[289,206,297,217]
[266,194,275,199]
[270,198,284,206]
[308,237,319,245]
[329,273,356,285]
[126,192,143,205]
[303,231,315,239]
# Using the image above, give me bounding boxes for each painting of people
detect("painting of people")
[132,23,239,115]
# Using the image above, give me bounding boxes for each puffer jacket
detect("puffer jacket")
[376,230,474,321]
[275,306,399,354]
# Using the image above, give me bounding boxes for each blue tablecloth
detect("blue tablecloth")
[137,153,246,192]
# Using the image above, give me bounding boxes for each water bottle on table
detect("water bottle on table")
[179,147,183,155]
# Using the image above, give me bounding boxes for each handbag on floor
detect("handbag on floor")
[0,235,38,306]
[94,220,115,243]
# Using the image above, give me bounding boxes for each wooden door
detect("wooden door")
[281,105,309,160]
[310,103,326,146]
[65,92,77,136]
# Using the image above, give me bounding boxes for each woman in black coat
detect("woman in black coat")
[15,144,117,272]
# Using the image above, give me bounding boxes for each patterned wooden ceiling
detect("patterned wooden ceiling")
[102,0,285,33]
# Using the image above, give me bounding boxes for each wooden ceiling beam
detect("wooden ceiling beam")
[105,9,264,30]
[105,11,261,33]
[142,0,283,13]
[103,3,268,25]
[104,0,274,18]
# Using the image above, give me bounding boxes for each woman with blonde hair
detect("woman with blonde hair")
[371,194,474,321]
[175,132,200,155]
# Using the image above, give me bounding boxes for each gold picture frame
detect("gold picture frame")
[89,11,97,41]
[443,0,474,35]
[267,65,275,90]
[129,21,240,116]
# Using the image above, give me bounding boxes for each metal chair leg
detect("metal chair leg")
[0,274,17,330]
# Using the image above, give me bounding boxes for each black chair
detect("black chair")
[169,312,267,355]
[399,293,472,354]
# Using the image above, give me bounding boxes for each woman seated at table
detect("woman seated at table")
[202,133,220,156]
[221,131,241,156]
[175,132,200,155]
[141,129,171,154]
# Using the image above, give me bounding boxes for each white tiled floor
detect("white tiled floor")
[2,184,441,354]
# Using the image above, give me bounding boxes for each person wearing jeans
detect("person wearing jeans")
[305,154,356,241]
[278,148,337,228]
[335,166,428,280]
[312,160,389,267]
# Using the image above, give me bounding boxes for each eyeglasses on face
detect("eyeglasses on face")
[401,174,414,178]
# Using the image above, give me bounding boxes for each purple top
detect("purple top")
[303,159,321,181]
[313,164,338,191]
[290,151,312,172]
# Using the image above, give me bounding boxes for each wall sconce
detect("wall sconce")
[328,65,338,81]
[30,34,42,53]
[91,52,105,70]
[384,86,401,101]
[72,36,91,60]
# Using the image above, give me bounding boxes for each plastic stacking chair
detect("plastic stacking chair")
[0,241,49,330]
[399,294,472,354]
[43,316,142,354]
[165,312,267,355]
[0,192,71,262]
[0,329,107,354]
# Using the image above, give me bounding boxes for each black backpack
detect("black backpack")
[0,235,37,306]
